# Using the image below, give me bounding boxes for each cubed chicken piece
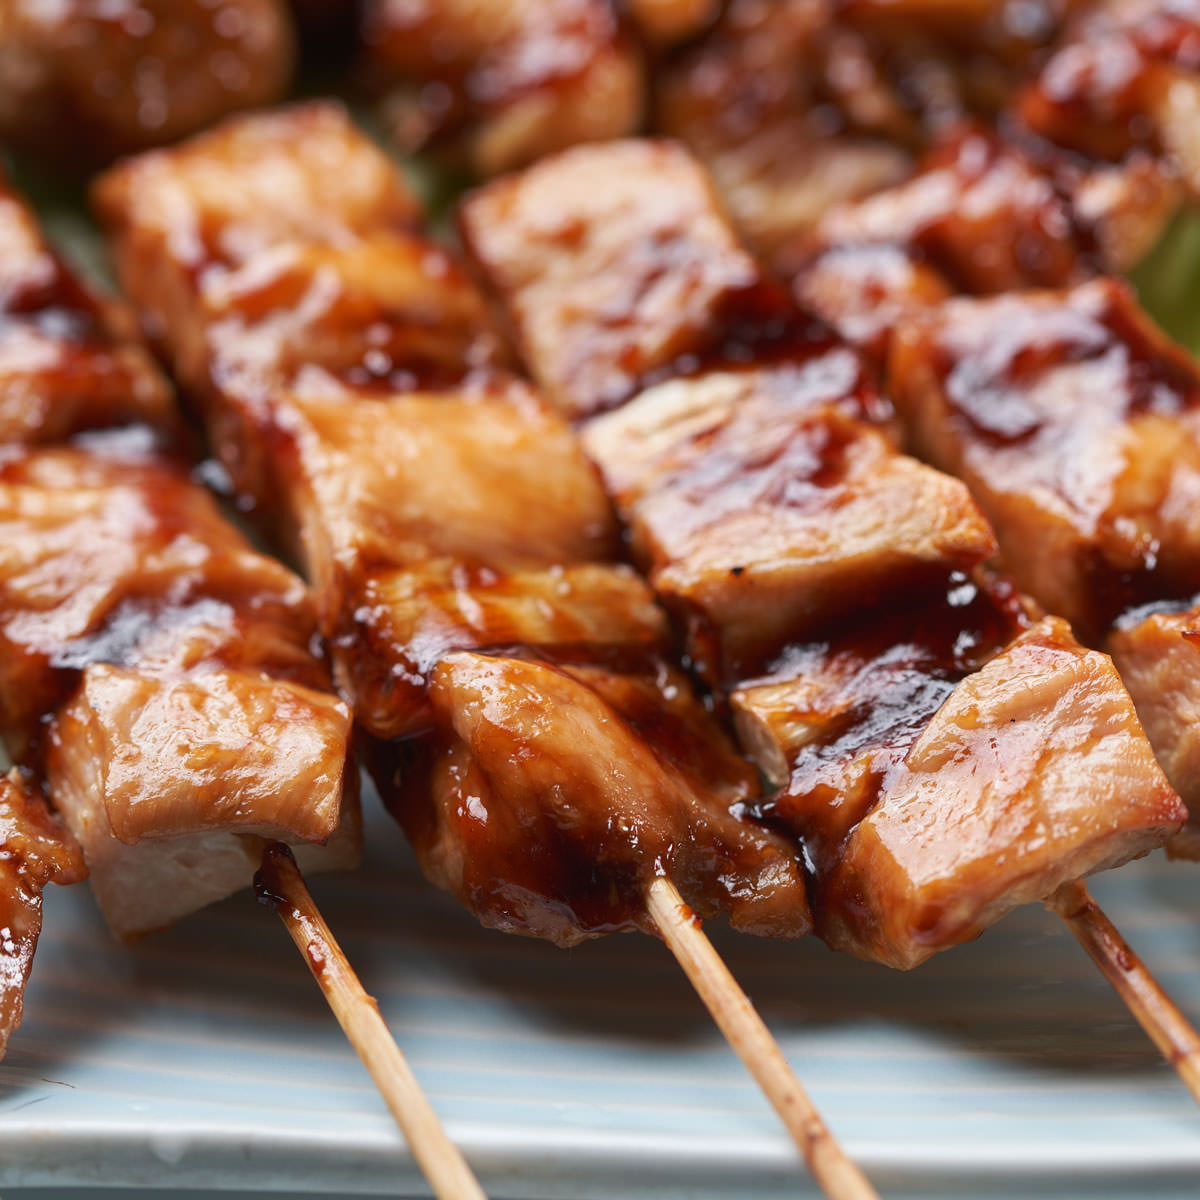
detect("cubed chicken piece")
[0,770,86,1058]
[337,561,669,739]
[590,381,995,681]
[460,139,828,418]
[0,177,176,445]
[386,651,808,947]
[653,0,913,252]
[275,381,619,611]
[91,103,422,288]
[789,243,954,365]
[888,279,1200,641]
[362,0,643,175]
[0,0,295,170]
[741,610,1182,969]
[1017,0,1200,196]
[1109,603,1200,857]
[0,442,325,758]
[782,130,1096,296]
[48,672,360,941]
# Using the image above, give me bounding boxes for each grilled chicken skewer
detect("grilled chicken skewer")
[0,170,492,1200]
[456,137,1200,1091]
[93,102,882,1199]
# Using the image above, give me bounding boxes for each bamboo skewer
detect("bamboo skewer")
[1048,880,1200,1108]
[254,842,489,1200]
[645,876,881,1200]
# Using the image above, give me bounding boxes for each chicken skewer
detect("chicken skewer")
[455,136,1200,1098]
[0,168,491,1200]
[93,101,880,1200]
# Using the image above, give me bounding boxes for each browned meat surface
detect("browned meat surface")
[396,651,809,946]
[755,611,1182,969]
[888,278,1200,642]
[622,0,720,44]
[466,135,1186,966]
[651,0,1084,252]
[459,139,888,422]
[1017,0,1200,196]
[0,176,176,446]
[0,0,294,170]
[361,0,643,175]
[0,769,85,1059]
[0,440,358,939]
[99,106,806,946]
[586,380,994,683]
[1108,603,1200,857]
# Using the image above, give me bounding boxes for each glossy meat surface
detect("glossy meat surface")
[888,279,1200,641]
[1109,602,1200,857]
[744,608,1181,968]
[0,770,85,1059]
[0,177,175,445]
[362,0,643,174]
[391,651,809,946]
[588,379,994,682]
[460,139,865,419]
[0,0,294,170]
[1017,0,1200,195]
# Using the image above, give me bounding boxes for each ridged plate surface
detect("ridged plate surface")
[3,788,1200,1198]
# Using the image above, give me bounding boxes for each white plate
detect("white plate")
[3,785,1200,1199]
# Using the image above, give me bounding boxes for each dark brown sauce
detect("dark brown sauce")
[749,571,1028,878]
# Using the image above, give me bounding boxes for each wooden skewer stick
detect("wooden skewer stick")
[645,876,880,1200]
[1048,880,1200,1108]
[254,842,489,1200]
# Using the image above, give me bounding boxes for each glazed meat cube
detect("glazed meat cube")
[47,665,357,941]
[587,385,995,682]
[888,279,1200,641]
[0,0,295,170]
[652,0,914,252]
[1108,603,1200,857]
[393,651,808,947]
[338,561,669,738]
[0,770,86,1058]
[736,588,1182,968]
[459,139,875,419]
[362,0,643,175]
[0,176,175,445]
[1017,0,1200,196]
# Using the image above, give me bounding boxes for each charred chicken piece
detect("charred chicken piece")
[361,0,643,175]
[0,0,295,171]
[0,769,86,1059]
[888,278,1200,644]
[97,104,812,945]
[463,137,1186,968]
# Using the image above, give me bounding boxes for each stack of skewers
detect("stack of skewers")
[6,2,1200,1196]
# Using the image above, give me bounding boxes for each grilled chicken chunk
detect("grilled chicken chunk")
[98,105,806,945]
[459,138,890,423]
[361,0,643,175]
[0,175,175,446]
[465,135,1186,967]
[754,610,1181,969]
[1110,603,1200,856]
[622,0,720,44]
[1017,0,1200,197]
[0,0,295,170]
[397,651,809,946]
[0,769,85,1059]
[0,440,358,939]
[586,381,994,683]
[888,278,1200,642]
